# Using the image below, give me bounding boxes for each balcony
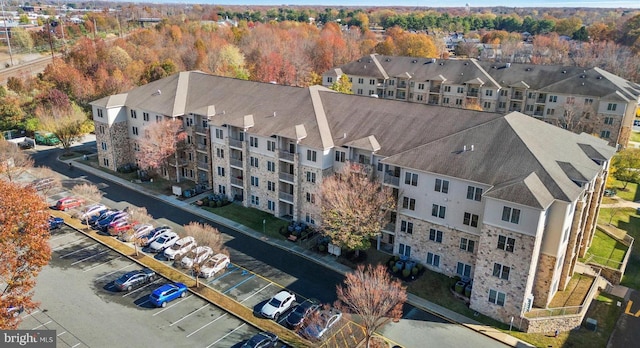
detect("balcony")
[228,138,243,149]
[231,177,243,187]
[383,222,396,232]
[429,86,441,93]
[230,158,243,168]
[169,158,188,167]
[279,191,294,203]
[195,126,208,134]
[536,97,546,104]
[196,143,208,152]
[511,93,524,101]
[197,161,209,170]
[383,172,400,186]
[279,151,295,162]
[467,90,479,97]
[279,172,294,183]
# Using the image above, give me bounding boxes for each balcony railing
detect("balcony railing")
[197,161,209,170]
[231,177,243,187]
[230,158,243,168]
[228,138,243,149]
[511,93,524,101]
[279,172,294,182]
[467,91,478,97]
[169,158,188,167]
[383,172,400,186]
[383,222,396,232]
[279,192,294,202]
[536,98,546,103]
[429,86,441,93]
[196,143,207,151]
[195,126,208,134]
[279,151,295,162]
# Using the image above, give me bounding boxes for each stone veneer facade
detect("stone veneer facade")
[95,120,132,172]
[532,254,558,307]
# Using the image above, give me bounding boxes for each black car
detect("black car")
[285,298,320,328]
[241,332,278,348]
[113,268,157,292]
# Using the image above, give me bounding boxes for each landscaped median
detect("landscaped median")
[49,210,313,348]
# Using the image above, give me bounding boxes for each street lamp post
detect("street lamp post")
[1,0,13,66]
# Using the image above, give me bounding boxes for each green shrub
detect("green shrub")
[411,267,419,276]
[402,268,411,278]
[454,281,465,294]
[392,265,399,273]
[201,198,209,206]
[318,245,326,252]
[208,201,216,208]
[416,263,424,271]
[389,259,396,267]
[393,255,400,262]
[465,287,472,298]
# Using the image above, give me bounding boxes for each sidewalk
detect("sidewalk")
[66,157,532,348]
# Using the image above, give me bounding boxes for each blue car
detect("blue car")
[96,211,128,232]
[149,283,188,307]
[89,210,118,227]
[48,216,64,230]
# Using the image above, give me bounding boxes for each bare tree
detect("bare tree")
[0,139,34,182]
[320,162,396,257]
[335,264,407,348]
[183,222,226,287]
[30,166,61,197]
[127,207,153,256]
[136,118,187,183]
[71,183,103,228]
[552,102,600,135]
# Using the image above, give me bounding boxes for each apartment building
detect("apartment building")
[322,54,640,148]
[90,71,615,330]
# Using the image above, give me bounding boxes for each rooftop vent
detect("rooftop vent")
[505,63,511,68]
[460,72,464,75]
[526,67,531,71]
[368,60,372,63]
[581,75,586,78]
[464,62,469,65]
[153,89,162,96]
[431,58,436,63]
[385,58,390,62]
[562,70,567,74]
[412,59,417,63]
[492,66,497,69]
[357,59,361,62]
[439,62,444,65]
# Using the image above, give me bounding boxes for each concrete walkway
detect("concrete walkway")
[67,157,533,348]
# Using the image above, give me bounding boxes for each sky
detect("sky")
[128,0,640,8]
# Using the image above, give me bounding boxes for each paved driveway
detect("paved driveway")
[609,289,640,348]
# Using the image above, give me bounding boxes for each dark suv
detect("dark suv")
[114,268,157,292]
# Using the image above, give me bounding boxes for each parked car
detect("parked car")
[148,231,179,253]
[114,268,157,292]
[54,197,85,211]
[119,223,154,242]
[34,131,60,146]
[302,308,343,340]
[199,253,230,278]
[163,236,196,260]
[149,283,188,307]
[141,226,172,247]
[89,210,118,228]
[48,216,65,230]
[180,246,213,269]
[108,220,134,236]
[18,140,34,149]
[241,332,278,348]
[29,177,56,192]
[260,290,296,320]
[285,298,320,328]
[96,211,128,232]
[6,305,24,318]
[79,204,108,222]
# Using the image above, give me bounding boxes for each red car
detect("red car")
[108,220,134,236]
[54,197,85,211]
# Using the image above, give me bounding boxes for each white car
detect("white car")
[302,308,343,340]
[148,231,179,253]
[80,204,107,221]
[180,246,213,269]
[119,223,154,242]
[199,253,230,278]
[260,290,296,320]
[164,236,196,260]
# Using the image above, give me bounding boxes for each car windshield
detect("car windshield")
[268,298,282,307]
[156,237,166,244]
[246,335,266,346]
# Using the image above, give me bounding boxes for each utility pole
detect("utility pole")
[46,20,55,61]
[1,0,13,66]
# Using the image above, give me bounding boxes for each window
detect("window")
[267,200,275,211]
[417,95,424,101]
[457,87,464,93]
[327,77,333,83]
[369,79,375,85]
[251,176,259,187]
[97,109,104,118]
[216,148,224,158]
[485,89,493,96]
[306,192,316,203]
[358,78,364,84]
[563,227,570,242]
[400,221,413,234]
[607,103,617,111]
[133,142,139,152]
[483,101,491,109]
[101,142,107,151]
[493,263,511,280]
[460,238,475,252]
[307,150,317,162]
[488,289,506,306]
[218,185,226,195]
[185,118,193,127]
[455,98,463,105]
[215,129,223,139]
[443,97,450,104]
[103,158,109,166]
[267,161,275,172]
[399,243,411,257]
[405,172,418,186]
[466,186,482,201]
[305,171,316,183]
[357,89,363,95]
[387,90,394,97]
[463,213,479,227]
[566,96,575,104]
[418,83,425,90]
[429,229,443,243]
[584,98,593,105]
[498,101,506,109]
[497,235,515,252]
[217,167,225,176]
[444,86,451,92]
[434,179,449,193]
[431,204,446,218]
[156,115,162,122]
[500,90,508,96]
[132,126,138,135]
[604,117,614,125]
[335,151,345,163]
[548,95,557,103]
[250,157,259,168]
[250,136,258,147]
[600,130,611,138]
[426,252,440,267]
[267,140,276,152]
[547,108,555,115]
[251,195,260,205]
[501,207,521,224]
[525,104,534,112]
[143,112,149,121]
[402,197,416,211]
[268,181,275,192]
[130,110,137,118]
[456,262,471,277]
[305,214,316,225]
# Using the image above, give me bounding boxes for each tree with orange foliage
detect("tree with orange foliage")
[0,180,51,329]
[336,264,407,348]
[136,118,187,183]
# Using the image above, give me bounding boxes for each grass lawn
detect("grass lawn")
[607,178,639,202]
[583,229,627,269]
[201,204,289,240]
[548,274,593,308]
[630,131,640,143]
[599,207,640,289]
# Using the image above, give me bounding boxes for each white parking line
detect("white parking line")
[70,250,110,266]
[21,310,40,319]
[59,244,99,258]
[169,304,209,327]
[151,295,192,315]
[206,323,246,348]
[57,331,66,337]
[94,264,134,280]
[52,238,87,252]
[83,256,122,272]
[186,313,228,338]
[239,283,272,303]
[32,320,52,329]
[50,233,76,242]
[71,343,81,348]
[122,279,162,297]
